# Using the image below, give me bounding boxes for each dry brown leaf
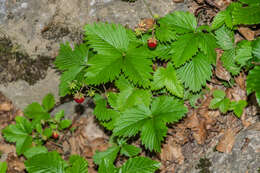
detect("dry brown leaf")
[0,144,16,154]
[216,128,237,153]
[215,0,232,9]
[69,136,81,155]
[161,137,184,164]
[238,27,255,41]
[137,18,155,32]
[7,153,25,172]
[0,102,13,112]
[215,49,231,81]
[235,73,246,90]
[186,112,207,144]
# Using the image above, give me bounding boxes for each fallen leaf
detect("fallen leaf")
[186,112,207,144]
[235,73,246,90]
[161,137,184,164]
[215,49,231,81]
[238,27,255,41]
[173,0,184,3]
[216,128,237,153]
[0,102,12,112]
[0,144,16,154]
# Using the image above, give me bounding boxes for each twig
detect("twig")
[252,62,260,66]
[142,0,154,18]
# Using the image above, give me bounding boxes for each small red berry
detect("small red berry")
[52,131,59,139]
[147,37,157,49]
[74,92,85,104]
[74,97,85,104]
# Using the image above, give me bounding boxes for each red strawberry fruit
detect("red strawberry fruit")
[74,92,85,104]
[52,131,59,139]
[147,37,157,49]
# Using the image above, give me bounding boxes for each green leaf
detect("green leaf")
[155,21,177,42]
[152,63,184,98]
[171,33,199,67]
[86,53,123,85]
[114,96,187,152]
[232,4,260,25]
[59,120,72,130]
[219,98,231,113]
[24,103,50,127]
[85,23,129,54]
[221,49,240,75]
[159,11,197,34]
[114,77,152,111]
[198,33,217,65]
[120,144,141,157]
[93,146,120,165]
[98,159,117,173]
[246,66,260,105]
[54,110,65,122]
[215,26,234,50]
[23,146,48,159]
[235,41,252,66]
[0,162,7,173]
[59,66,85,97]
[42,93,55,112]
[239,0,260,4]
[43,127,52,139]
[119,157,160,173]
[211,10,228,30]
[54,43,88,71]
[2,116,33,155]
[122,47,153,87]
[210,90,230,113]
[230,100,247,118]
[93,94,120,121]
[25,151,67,173]
[66,155,88,173]
[252,37,260,60]
[177,52,212,92]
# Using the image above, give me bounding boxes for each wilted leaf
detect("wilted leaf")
[216,128,237,153]
[215,48,231,81]
[0,102,13,112]
[238,27,255,41]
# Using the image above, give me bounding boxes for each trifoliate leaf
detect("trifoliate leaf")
[150,44,172,60]
[246,66,260,105]
[120,144,141,157]
[155,21,177,42]
[210,90,230,113]
[85,23,129,54]
[198,33,217,65]
[86,52,123,85]
[252,37,260,60]
[122,47,153,87]
[98,159,117,173]
[235,41,252,66]
[177,52,212,92]
[42,93,55,112]
[221,49,240,75]
[24,102,50,120]
[215,26,234,50]
[43,128,52,139]
[159,11,197,34]
[25,151,67,173]
[59,120,72,130]
[152,63,184,98]
[93,146,120,165]
[232,4,260,25]
[114,96,187,152]
[119,157,160,173]
[2,116,33,155]
[171,33,199,67]
[23,146,48,159]
[66,155,88,173]
[229,100,247,118]
[0,162,7,173]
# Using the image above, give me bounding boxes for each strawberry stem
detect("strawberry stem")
[142,0,154,18]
